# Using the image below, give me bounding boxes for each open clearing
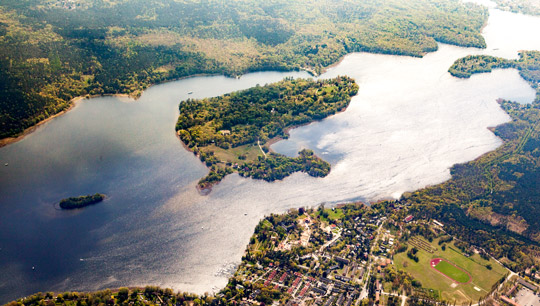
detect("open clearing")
[395,236,507,305]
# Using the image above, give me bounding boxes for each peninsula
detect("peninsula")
[59,193,105,209]
[448,51,540,102]
[176,76,358,190]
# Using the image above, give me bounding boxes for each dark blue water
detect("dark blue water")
[0,71,310,302]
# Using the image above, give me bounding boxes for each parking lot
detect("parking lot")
[514,288,540,306]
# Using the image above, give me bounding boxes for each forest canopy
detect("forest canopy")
[0,0,488,139]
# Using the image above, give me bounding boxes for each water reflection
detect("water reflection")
[0,6,539,303]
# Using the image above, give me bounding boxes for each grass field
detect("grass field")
[314,208,345,221]
[394,236,507,305]
[203,144,263,164]
[432,259,471,283]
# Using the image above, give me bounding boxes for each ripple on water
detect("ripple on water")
[0,7,539,303]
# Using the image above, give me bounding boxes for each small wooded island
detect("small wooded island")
[59,193,105,209]
[176,76,359,191]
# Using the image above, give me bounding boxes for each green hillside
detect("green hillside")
[0,0,488,139]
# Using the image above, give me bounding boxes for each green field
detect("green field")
[434,260,471,283]
[394,236,507,305]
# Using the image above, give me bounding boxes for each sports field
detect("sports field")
[431,258,471,283]
[394,236,507,305]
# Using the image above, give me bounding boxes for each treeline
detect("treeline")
[0,0,489,139]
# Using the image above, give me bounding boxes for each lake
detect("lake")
[0,5,539,303]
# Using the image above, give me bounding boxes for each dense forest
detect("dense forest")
[0,0,489,140]
[404,55,540,271]
[177,77,357,189]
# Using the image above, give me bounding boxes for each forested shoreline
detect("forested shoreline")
[0,0,489,140]
[407,52,540,271]
[176,76,358,190]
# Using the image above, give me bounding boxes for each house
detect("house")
[404,215,414,223]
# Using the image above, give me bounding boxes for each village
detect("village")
[222,202,394,305]
[220,201,540,306]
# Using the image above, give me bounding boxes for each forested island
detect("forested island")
[0,0,489,141]
[59,193,105,209]
[177,76,357,190]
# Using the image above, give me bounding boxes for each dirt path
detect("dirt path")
[257,139,267,158]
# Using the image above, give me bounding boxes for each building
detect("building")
[517,278,538,291]
[432,220,444,227]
